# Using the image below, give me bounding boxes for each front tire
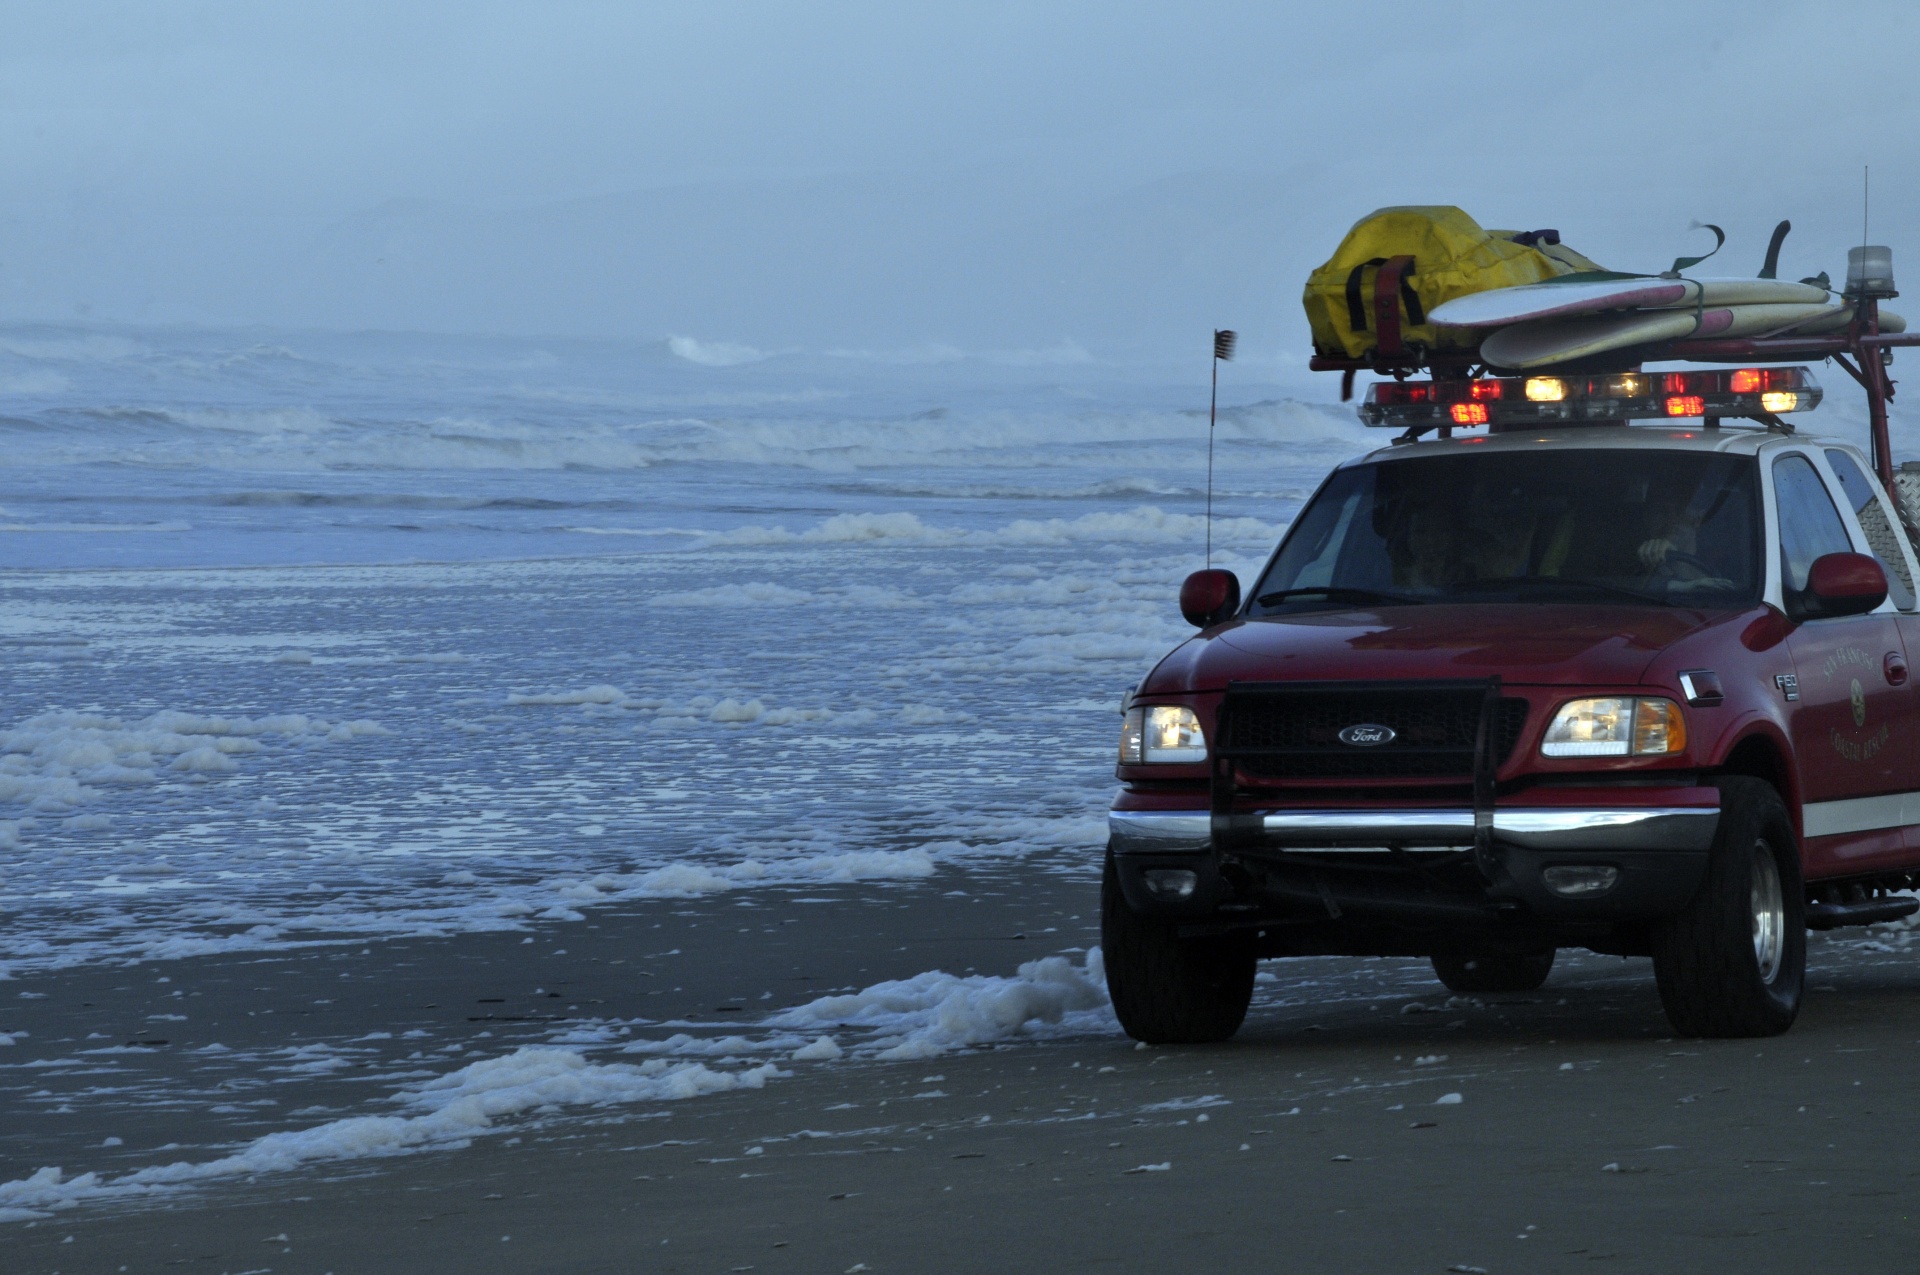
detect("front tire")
[1650,776,1804,1037]
[1101,855,1254,1044]
[1431,948,1555,994]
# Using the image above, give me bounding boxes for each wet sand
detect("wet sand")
[8,859,1920,1274]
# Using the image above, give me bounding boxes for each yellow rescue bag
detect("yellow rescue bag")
[1304,206,1606,361]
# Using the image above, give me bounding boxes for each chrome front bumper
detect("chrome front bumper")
[1109,806,1720,856]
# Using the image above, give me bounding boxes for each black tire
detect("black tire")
[1650,776,1805,1037]
[1101,854,1255,1044]
[1430,948,1555,994]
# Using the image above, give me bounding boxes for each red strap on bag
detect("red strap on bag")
[1373,255,1418,358]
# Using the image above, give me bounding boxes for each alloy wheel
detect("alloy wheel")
[1750,838,1784,982]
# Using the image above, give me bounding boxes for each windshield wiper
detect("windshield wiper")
[1255,586,1424,608]
[1453,576,1669,606]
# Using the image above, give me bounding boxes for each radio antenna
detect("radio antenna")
[1864,165,1871,248]
[1207,329,1236,568]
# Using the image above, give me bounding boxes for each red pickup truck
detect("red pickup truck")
[1105,371,1920,1043]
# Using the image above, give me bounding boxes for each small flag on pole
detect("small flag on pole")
[1214,329,1237,361]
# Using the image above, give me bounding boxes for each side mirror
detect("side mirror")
[1180,569,1241,628]
[1803,552,1887,618]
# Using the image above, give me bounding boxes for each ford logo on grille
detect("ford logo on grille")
[1337,723,1396,747]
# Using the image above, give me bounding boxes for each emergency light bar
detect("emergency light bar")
[1359,367,1822,430]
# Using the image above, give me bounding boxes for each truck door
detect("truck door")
[1775,451,1915,874]
[1823,446,1920,863]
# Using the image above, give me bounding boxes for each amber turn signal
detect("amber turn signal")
[1631,698,1686,756]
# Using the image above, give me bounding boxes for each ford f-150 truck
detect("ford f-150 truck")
[1104,365,1920,1043]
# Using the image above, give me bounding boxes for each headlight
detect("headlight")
[1541,697,1687,757]
[1120,706,1207,764]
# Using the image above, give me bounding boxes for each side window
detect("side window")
[1824,448,1917,609]
[1773,453,1854,596]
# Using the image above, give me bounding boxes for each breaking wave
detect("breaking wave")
[3,384,1365,476]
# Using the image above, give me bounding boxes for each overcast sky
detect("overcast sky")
[1,0,1915,360]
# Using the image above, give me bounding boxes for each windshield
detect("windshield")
[1251,447,1761,612]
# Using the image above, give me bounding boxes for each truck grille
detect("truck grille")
[1217,681,1529,781]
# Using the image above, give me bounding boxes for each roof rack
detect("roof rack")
[1313,298,1920,487]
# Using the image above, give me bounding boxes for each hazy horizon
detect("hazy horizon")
[3,0,1917,369]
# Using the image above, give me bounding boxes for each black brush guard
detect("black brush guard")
[1210,677,1508,883]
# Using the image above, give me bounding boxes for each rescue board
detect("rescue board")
[1768,307,1909,335]
[1480,302,1845,369]
[1431,276,1831,328]
[1713,301,1852,337]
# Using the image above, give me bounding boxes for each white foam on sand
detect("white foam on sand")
[790,1035,844,1061]
[650,580,817,608]
[0,1047,785,1222]
[505,685,875,729]
[707,510,944,546]
[601,950,1120,1073]
[542,848,937,904]
[0,947,1125,1223]
[647,580,926,611]
[504,684,633,707]
[0,710,389,822]
[765,949,1115,1060]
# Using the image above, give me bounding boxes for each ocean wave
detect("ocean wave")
[820,340,1096,367]
[4,395,1366,475]
[667,335,769,367]
[831,475,1192,500]
[0,371,69,395]
[0,521,194,534]
[704,505,1281,548]
[0,334,146,363]
[194,492,627,511]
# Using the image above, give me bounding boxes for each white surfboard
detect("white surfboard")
[1768,307,1908,336]
[1431,276,1831,328]
[1480,302,1845,369]
[1481,311,1699,368]
[1712,302,1851,338]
